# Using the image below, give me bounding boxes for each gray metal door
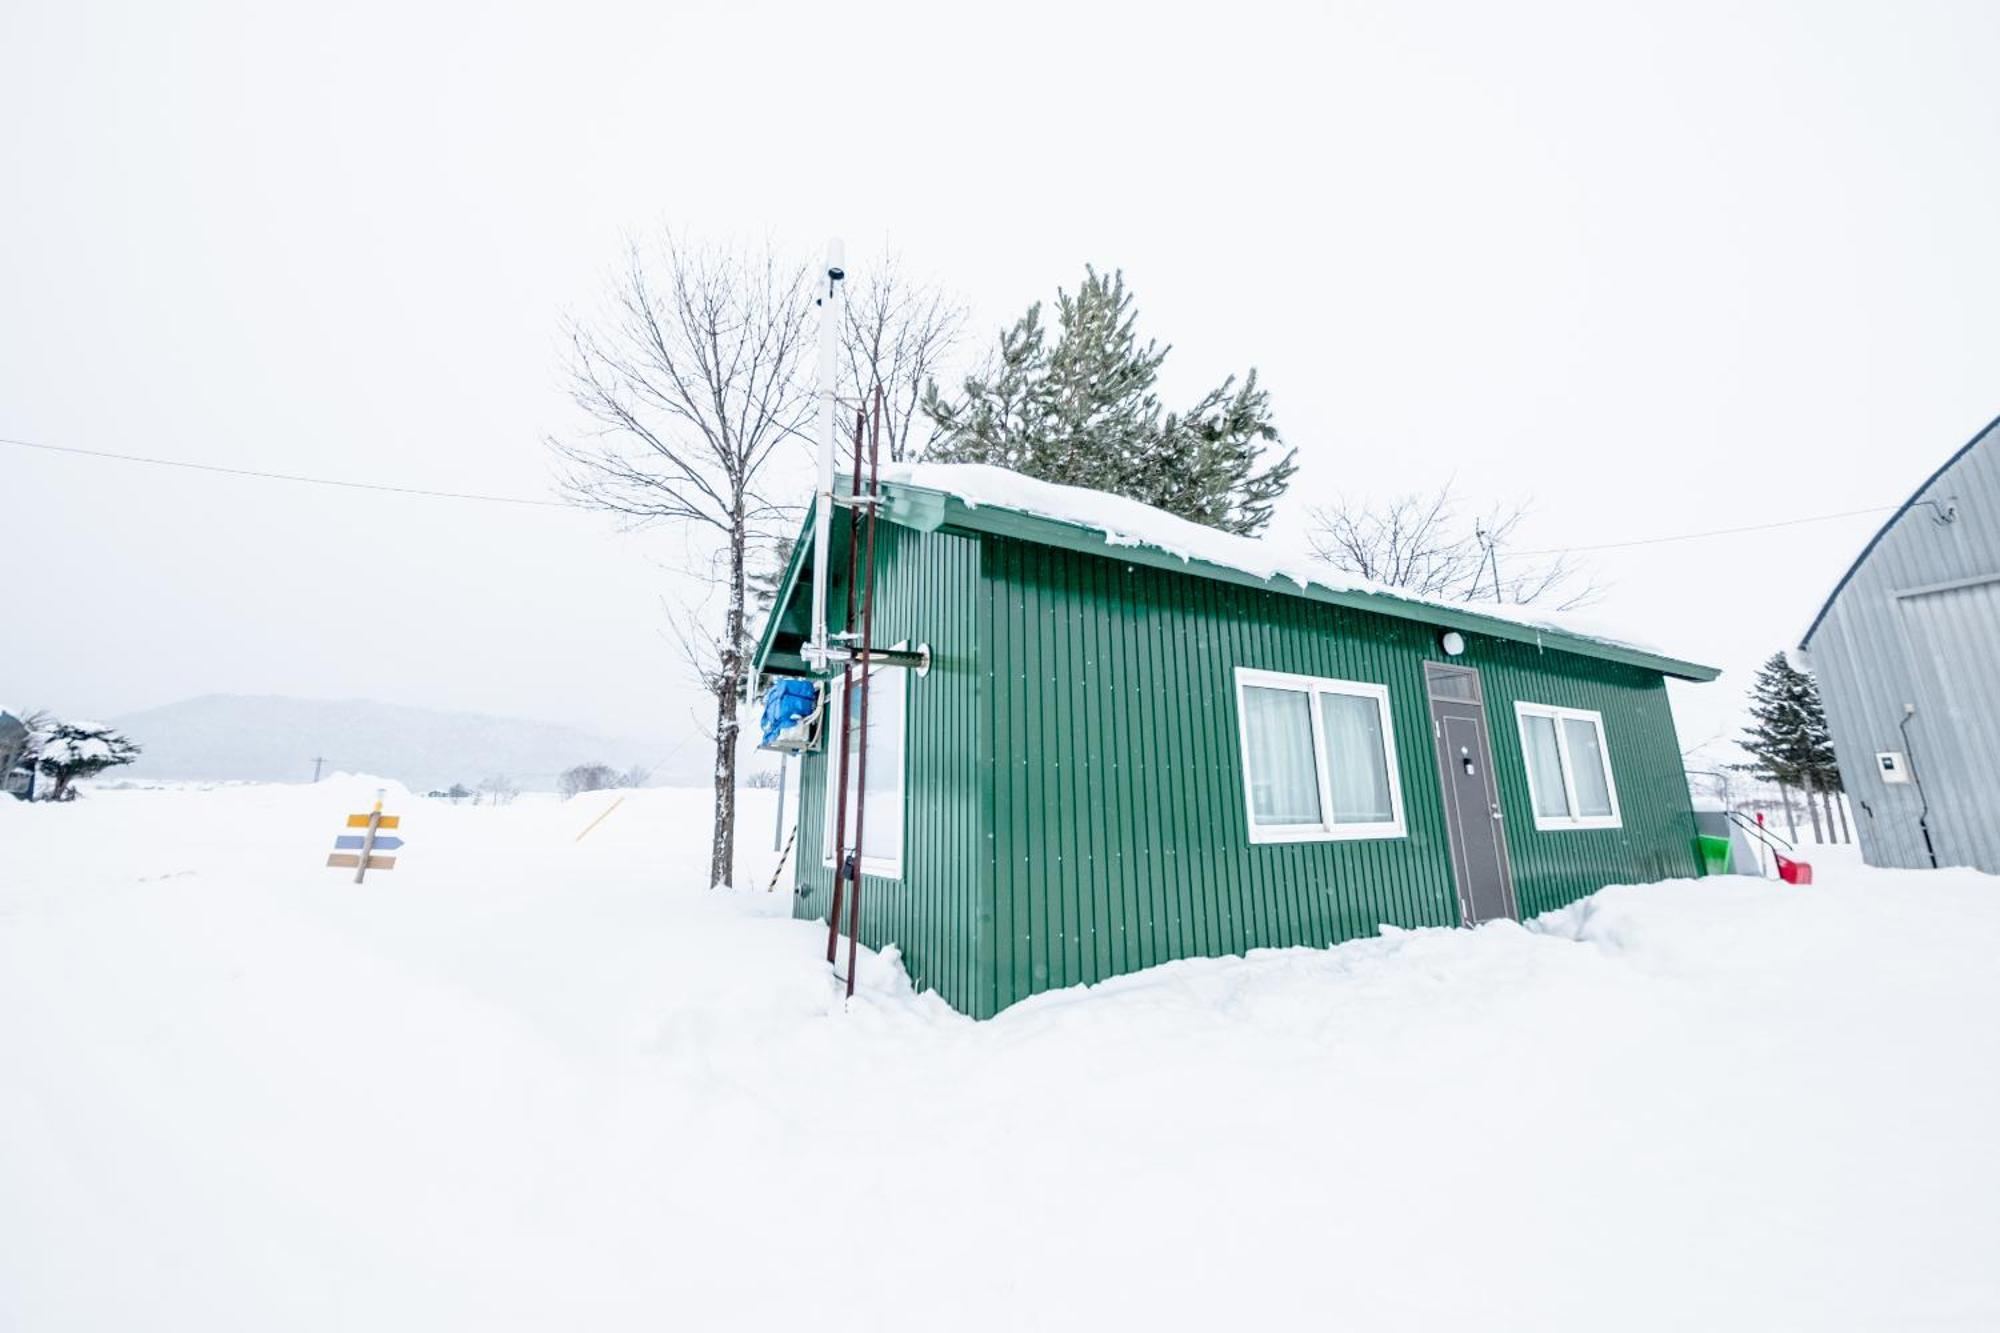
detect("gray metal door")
[1898,577,2000,867]
[1425,664,1517,925]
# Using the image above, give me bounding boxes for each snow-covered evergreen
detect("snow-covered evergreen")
[925,267,1295,535]
[26,718,139,801]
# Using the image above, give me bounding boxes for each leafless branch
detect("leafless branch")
[840,251,968,463]
[1307,482,1601,610]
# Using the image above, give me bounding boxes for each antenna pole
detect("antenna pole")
[807,238,846,670]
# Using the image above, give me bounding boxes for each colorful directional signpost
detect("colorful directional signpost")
[328,790,401,882]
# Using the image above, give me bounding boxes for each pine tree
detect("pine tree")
[1738,653,1827,842]
[924,267,1295,535]
[31,720,140,801]
[1799,667,1849,843]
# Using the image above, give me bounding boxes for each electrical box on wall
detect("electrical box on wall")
[1876,751,1911,785]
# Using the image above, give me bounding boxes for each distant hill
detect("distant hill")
[111,695,675,791]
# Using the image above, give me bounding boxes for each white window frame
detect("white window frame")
[820,657,909,880]
[1233,667,1408,844]
[1513,701,1622,831]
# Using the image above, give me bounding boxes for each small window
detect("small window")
[821,660,908,878]
[1514,702,1621,830]
[1425,665,1480,701]
[1235,668,1407,843]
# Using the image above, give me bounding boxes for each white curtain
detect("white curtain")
[832,666,905,866]
[1562,716,1613,817]
[1320,691,1393,824]
[1242,686,1321,826]
[1520,713,1570,818]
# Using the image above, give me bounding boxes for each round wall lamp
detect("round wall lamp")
[1440,631,1466,657]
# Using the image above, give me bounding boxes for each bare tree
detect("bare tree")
[550,235,815,888]
[559,763,620,800]
[476,774,520,807]
[1306,482,1597,610]
[840,252,968,463]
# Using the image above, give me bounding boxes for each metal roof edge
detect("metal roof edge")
[748,511,817,677]
[882,483,1720,682]
[1798,409,2000,650]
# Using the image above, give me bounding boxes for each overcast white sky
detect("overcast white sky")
[7,0,1999,777]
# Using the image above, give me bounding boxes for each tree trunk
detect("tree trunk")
[1801,771,1825,844]
[1778,781,1799,842]
[709,510,748,889]
[1834,789,1851,844]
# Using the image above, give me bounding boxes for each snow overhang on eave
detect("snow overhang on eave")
[878,482,1722,684]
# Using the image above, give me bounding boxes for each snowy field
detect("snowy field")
[3,779,1997,1331]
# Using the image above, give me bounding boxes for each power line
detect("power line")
[0,435,570,509]
[1512,505,1895,556]
[6,432,1901,554]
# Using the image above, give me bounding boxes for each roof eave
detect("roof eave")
[748,511,817,678]
[883,482,1720,683]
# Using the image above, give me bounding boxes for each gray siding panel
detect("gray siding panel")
[1805,417,2000,871]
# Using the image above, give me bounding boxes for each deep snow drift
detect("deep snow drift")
[3,779,1996,1331]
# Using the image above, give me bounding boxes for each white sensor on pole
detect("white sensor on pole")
[807,238,846,670]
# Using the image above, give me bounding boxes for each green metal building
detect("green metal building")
[754,466,1718,1018]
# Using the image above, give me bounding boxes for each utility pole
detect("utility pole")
[805,238,846,672]
[773,752,788,850]
[311,756,326,783]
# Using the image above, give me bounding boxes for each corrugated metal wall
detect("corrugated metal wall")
[977,535,1701,1014]
[1472,638,1705,918]
[793,522,991,1013]
[1805,417,2000,871]
[794,521,1702,1017]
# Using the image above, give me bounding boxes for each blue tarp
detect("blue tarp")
[760,678,820,748]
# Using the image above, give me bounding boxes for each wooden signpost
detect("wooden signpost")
[328,791,401,882]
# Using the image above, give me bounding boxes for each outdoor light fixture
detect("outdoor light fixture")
[1440,631,1466,657]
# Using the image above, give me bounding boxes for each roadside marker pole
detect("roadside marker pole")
[766,821,799,894]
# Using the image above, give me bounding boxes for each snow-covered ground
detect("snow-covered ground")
[3,779,1996,1331]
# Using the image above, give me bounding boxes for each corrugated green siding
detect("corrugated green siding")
[793,523,991,1014]
[980,534,1701,1013]
[792,523,1700,1018]
[1471,644,1703,918]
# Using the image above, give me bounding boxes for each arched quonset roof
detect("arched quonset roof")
[1800,410,2000,649]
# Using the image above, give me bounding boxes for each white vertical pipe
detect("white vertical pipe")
[808,238,846,669]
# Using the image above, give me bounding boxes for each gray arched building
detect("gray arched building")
[1801,412,2000,872]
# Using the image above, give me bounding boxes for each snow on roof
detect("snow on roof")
[879,462,1695,669]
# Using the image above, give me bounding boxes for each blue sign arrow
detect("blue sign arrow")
[333,834,404,851]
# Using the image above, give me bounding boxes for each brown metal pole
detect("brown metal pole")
[354,789,385,885]
[354,809,380,885]
[825,407,867,967]
[845,387,885,998]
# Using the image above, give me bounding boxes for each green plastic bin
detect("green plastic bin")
[1696,834,1732,876]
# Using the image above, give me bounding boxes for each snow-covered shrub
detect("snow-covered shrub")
[32,720,141,801]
